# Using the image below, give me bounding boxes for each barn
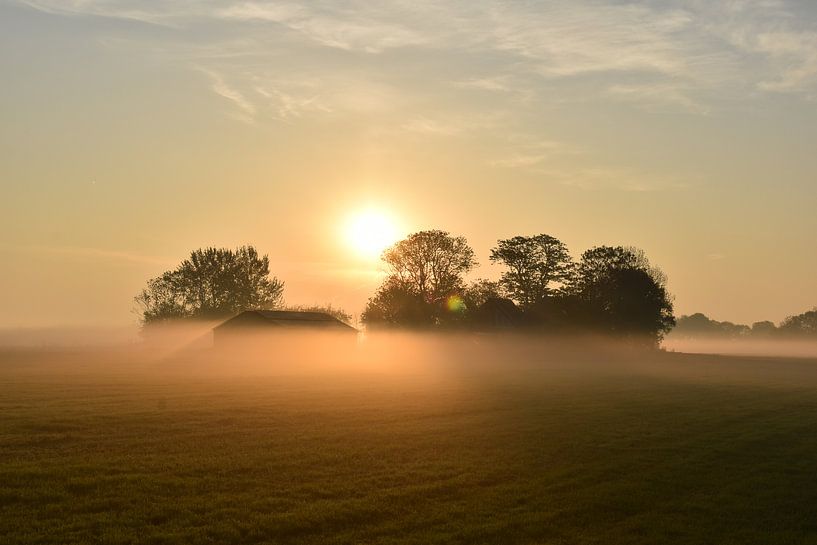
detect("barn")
[213,310,358,346]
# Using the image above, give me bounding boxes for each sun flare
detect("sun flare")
[345,209,400,259]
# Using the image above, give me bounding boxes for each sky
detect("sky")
[2,0,817,328]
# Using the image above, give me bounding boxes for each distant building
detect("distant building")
[213,310,357,345]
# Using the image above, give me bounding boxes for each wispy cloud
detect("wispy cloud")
[17,0,183,26]
[17,0,817,104]
[607,82,709,114]
[485,3,696,78]
[454,77,513,93]
[253,81,332,120]
[217,2,428,53]
[490,134,689,192]
[549,167,690,193]
[490,139,573,169]
[199,68,257,122]
[753,31,817,92]
[402,117,462,136]
[13,0,817,183]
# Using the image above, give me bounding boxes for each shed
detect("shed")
[213,310,357,346]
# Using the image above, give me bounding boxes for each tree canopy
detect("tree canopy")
[363,232,676,344]
[490,234,572,309]
[568,246,674,342]
[779,309,817,337]
[673,313,751,338]
[364,230,476,327]
[361,276,436,327]
[382,230,477,305]
[135,246,284,324]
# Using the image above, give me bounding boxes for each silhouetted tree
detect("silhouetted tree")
[779,308,817,337]
[363,230,477,327]
[462,279,505,310]
[569,246,674,343]
[751,320,778,337]
[135,246,283,324]
[569,246,663,293]
[382,230,477,305]
[673,313,750,338]
[716,321,750,337]
[490,234,573,308]
[361,277,435,327]
[589,268,674,339]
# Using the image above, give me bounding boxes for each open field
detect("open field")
[3,338,817,544]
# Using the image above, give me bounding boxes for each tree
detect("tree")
[381,230,477,305]
[751,320,778,337]
[462,279,505,310]
[363,230,477,327]
[673,313,751,338]
[135,246,284,324]
[361,276,435,327]
[779,308,817,337]
[490,234,572,308]
[569,246,664,294]
[569,246,674,343]
[589,268,675,339]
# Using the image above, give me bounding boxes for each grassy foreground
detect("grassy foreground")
[2,341,817,544]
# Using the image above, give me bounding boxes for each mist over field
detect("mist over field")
[4,331,817,544]
[5,323,817,360]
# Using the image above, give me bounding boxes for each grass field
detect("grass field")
[2,337,817,544]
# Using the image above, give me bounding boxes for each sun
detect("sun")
[345,209,400,259]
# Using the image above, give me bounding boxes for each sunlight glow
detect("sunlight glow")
[345,209,400,259]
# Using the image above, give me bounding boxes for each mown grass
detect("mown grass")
[2,345,817,544]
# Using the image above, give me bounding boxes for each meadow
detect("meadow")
[2,336,817,544]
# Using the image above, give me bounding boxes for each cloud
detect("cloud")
[607,82,709,114]
[217,2,428,53]
[13,0,817,138]
[485,3,697,78]
[490,138,575,169]
[16,0,183,26]
[402,117,462,136]
[17,0,817,102]
[400,113,499,137]
[199,69,257,121]
[490,133,689,192]
[454,77,513,93]
[696,0,817,93]
[753,31,817,92]
[550,167,690,193]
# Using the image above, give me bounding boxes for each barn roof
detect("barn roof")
[214,310,357,332]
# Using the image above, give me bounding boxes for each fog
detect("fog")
[664,335,817,359]
[4,323,817,361]
[0,326,140,348]
[3,325,817,393]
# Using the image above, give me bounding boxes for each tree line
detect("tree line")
[135,239,817,346]
[672,310,817,339]
[360,230,675,344]
[135,230,680,345]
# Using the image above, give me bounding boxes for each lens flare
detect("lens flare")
[446,295,466,313]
